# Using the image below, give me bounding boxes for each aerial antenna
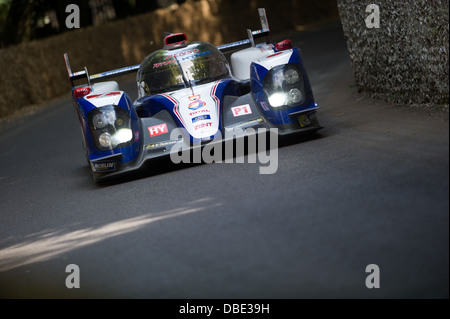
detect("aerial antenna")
[186,71,195,96]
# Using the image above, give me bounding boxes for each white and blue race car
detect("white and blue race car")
[64,8,321,182]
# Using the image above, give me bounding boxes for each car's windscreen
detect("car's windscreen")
[138,42,231,96]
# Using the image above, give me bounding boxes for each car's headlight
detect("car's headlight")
[88,105,133,150]
[92,114,107,129]
[99,132,112,148]
[288,88,303,104]
[263,64,306,108]
[284,68,300,85]
[268,92,286,107]
[112,128,133,146]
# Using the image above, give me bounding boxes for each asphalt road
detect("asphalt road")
[0,21,448,299]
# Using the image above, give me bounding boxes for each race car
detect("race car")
[64,8,321,182]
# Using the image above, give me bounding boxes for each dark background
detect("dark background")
[0,0,187,48]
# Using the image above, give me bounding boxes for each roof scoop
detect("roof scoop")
[164,33,188,50]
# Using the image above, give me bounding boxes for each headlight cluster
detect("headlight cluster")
[88,105,133,150]
[263,64,306,108]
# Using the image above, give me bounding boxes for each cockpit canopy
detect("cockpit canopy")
[137,42,231,98]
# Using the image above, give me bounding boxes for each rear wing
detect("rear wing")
[64,8,271,87]
[64,53,140,88]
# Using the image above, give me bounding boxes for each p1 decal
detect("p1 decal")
[148,123,169,137]
[231,104,252,117]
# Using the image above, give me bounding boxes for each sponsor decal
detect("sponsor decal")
[188,100,207,111]
[164,49,200,60]
[260,101,270,111]
[225,117,265,132]
[91,161,116,172]
[144,140,181,150]
[153,60,176,69]
[194,122,213,130]
[180,51,211,62]
[231,104,252,117]
[153,51,211,68]
[148,123,169,137]
[189,109,210,117]
[298,115,311,127]
[189,95,201,101]
[259,8,270,32]
[192,115,211,123]
[73,87,91,99]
